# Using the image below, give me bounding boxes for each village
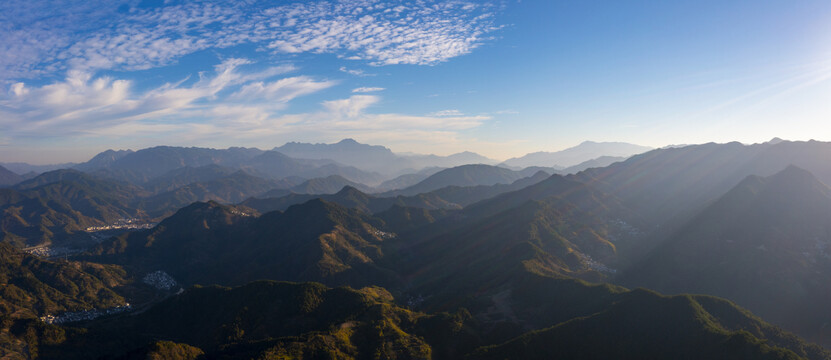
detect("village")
[84,218,156,232]
[39,304,133,325]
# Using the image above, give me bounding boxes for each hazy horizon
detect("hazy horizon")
[0,136,802,166]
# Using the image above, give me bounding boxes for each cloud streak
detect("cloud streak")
[352,87,385,93]
[199,95,491,150]
[0,59,489,156]
[429,109,465,117]
[339,67,375,77]
[0,58,332,137]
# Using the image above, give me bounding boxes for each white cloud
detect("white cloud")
[9,82,28,96]
[263,2,498,66]
[0,55,489,151]
[352,87,385,93]
[232,76,337,102]
[291,96,488,134]
[339,66,375,77]
[246,97,492,156]
[0,0,129,79]
[1,70,133,132]
[0,58,329,137]
[323,95,379,117]
[1,0,501,80]
[429,109,464,116]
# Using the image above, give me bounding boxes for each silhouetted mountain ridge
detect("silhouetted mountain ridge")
[387,164,543,196]
[85,199,398,288]
[619,165,831,347]
[502,141,652,168]
[0,165,23,187]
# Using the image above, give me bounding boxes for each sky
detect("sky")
[1,0,831,164]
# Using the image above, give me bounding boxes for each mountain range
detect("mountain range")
[240,170,553,216]
[380,164,553,196]
[0,163,548,248]
[1,139,650,188]
[46,194,831,359]
[501,141,653,169]
[7,138,831,358]
[274,138,498,176]
[619,165,831,346]
[0,165,22,187]
[13,277,827,360]
[82,199,401,289]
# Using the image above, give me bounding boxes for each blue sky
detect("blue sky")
[1,0,830,163]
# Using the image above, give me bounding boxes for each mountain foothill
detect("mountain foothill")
[6,139,831,358]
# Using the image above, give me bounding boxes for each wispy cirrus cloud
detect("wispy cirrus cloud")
[429,109,465,117]
[1,0,501,80]
[0,58,330,136]
[50,92,492,156]
[0,0,131,80]
[232,76,337,102]
[264,1,500,66]
[0,59,487,152]
[351,87,384,93]
[193,95,490,146]
[339,66,375,77]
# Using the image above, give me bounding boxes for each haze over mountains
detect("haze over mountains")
[0,139,641,248]
[7,138,831,358]
[501,141,653,169]
[619,165,831,346]
[0,138,645,249]
[2,139,645,182]
[0,166,22,187]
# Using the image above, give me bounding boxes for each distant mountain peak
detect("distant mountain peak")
[531,170,551,178]
[503,141,652,168]
[75,148,135,171]
[336,185,363,195]
[256,150,292,159]
[280,198,354,222]
[99,148,132,155]
[766,164,827,190]
[153,200,251,233]
[724,165,828,202]
[171,200,229,214]
[287,197,331,210]
[778,163,812,175]
[0,164,23,186]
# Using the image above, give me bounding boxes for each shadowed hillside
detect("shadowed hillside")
[84,199,399,288]
[0,242,127,319]
[619,165,831,347]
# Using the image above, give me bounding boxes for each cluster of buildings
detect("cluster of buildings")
[372,229,396,240]
[25,246,79,258]
[230,209,253,217]
[85,218,156,232]
[143,270,179,290]
[39,303,132,324]
[576,253,617,274]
